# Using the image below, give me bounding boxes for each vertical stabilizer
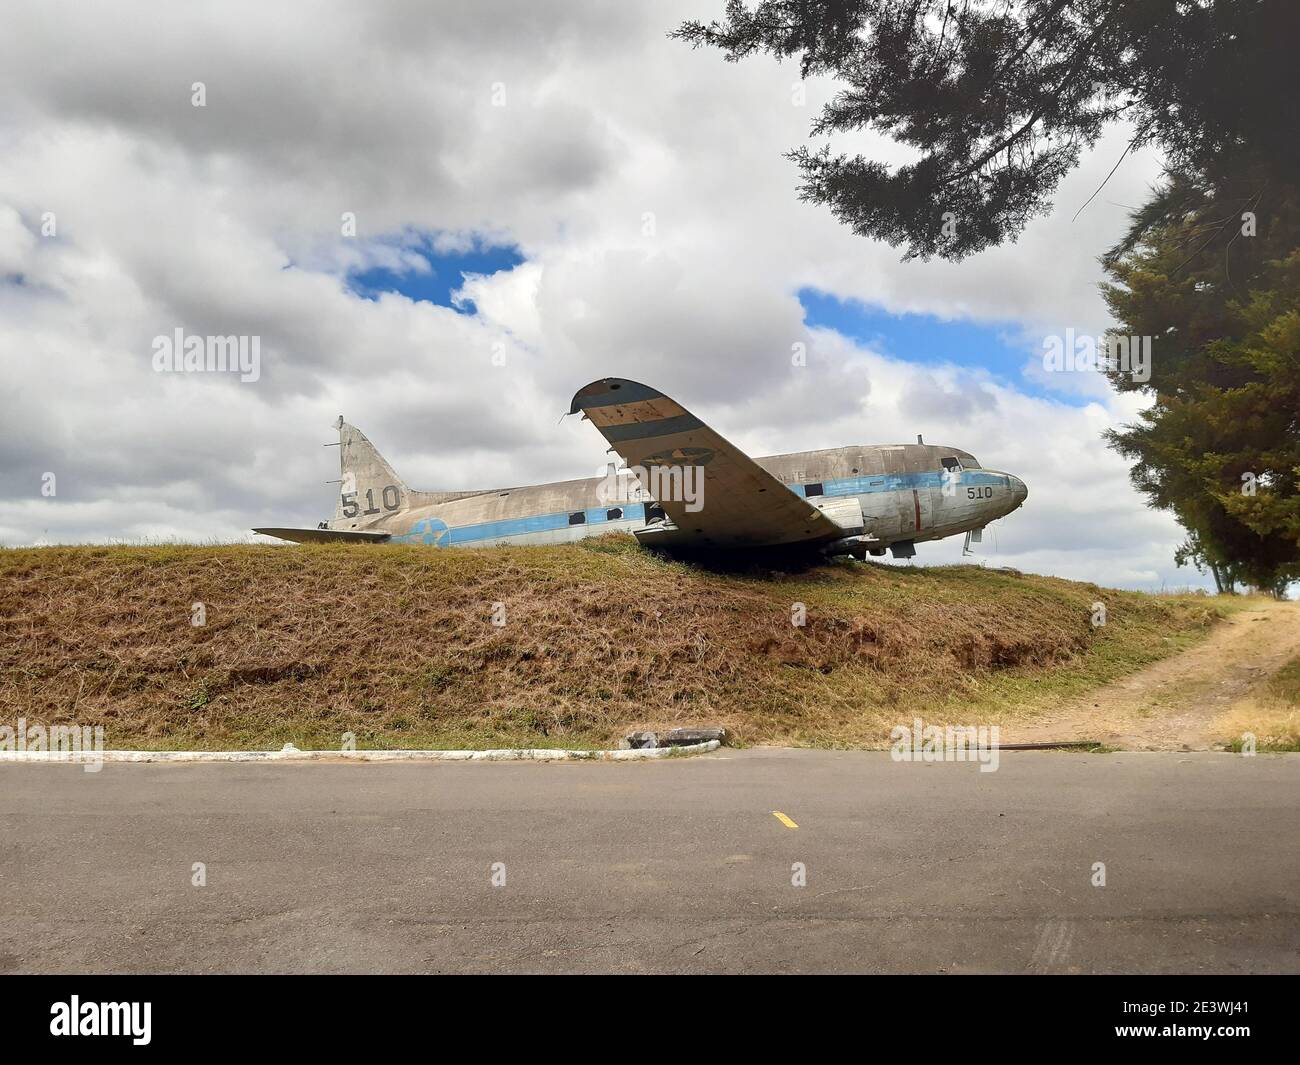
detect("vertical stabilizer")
[331,417,412,529]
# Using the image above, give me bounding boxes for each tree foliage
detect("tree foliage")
[673,1,1299,260]
[1101,167,1300,595]
[676,1,1300,592]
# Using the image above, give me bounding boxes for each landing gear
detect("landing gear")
[821,534,881,560]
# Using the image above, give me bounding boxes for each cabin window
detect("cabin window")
[606,507,623,521]
[804,482,824,497]
[941,456,962,472]
[568,511,586,525]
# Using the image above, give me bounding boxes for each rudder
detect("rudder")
[332,417,411,528]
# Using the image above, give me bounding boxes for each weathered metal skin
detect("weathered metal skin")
[255,380,1027,557]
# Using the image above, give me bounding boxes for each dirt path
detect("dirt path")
[1002,600,1300,751]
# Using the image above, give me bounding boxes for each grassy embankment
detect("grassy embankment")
[0,538,1232,750]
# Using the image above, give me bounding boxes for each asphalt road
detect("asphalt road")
[1,749,1297,973]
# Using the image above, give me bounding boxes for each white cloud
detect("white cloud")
[0,2,1202,589]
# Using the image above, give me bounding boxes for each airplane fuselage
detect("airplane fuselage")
[335,442,1027,555]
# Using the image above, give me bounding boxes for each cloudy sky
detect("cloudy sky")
[0,1,1202,589]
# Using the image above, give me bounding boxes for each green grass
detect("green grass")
[0,539,1231,750]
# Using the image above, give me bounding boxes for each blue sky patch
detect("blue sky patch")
[348,236,524,314]
[798,287,1089,405]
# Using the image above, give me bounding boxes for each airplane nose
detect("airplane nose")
[1010,475,1028,504]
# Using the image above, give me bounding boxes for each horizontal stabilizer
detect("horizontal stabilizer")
[252,527,391,544]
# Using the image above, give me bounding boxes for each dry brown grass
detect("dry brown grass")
[0,538,1225,750]
[1218,652,1300,751]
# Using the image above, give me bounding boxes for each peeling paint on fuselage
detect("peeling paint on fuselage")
[339,443,1026,551]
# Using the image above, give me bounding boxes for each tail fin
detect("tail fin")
[332,417,411,528]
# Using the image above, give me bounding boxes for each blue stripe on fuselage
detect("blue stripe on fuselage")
[391,502,649,546]
[445,502,648,545]
[393,470,1006,546]
[788,470,1007,497]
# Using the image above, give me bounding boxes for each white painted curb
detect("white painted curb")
[0,740,722,764]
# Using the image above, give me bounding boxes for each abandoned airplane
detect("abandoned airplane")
[254,377,1027,558]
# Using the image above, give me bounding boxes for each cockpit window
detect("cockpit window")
[941,456,961,472]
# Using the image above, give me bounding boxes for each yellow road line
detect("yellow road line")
[771,810,798,829]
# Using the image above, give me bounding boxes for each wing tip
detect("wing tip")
[568,378,663,414]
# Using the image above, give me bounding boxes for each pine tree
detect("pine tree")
[1101,169,1300,595]
[673,1,1299,260]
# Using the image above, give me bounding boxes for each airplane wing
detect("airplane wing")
[569,378,853,548]
[252,527,391,544]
